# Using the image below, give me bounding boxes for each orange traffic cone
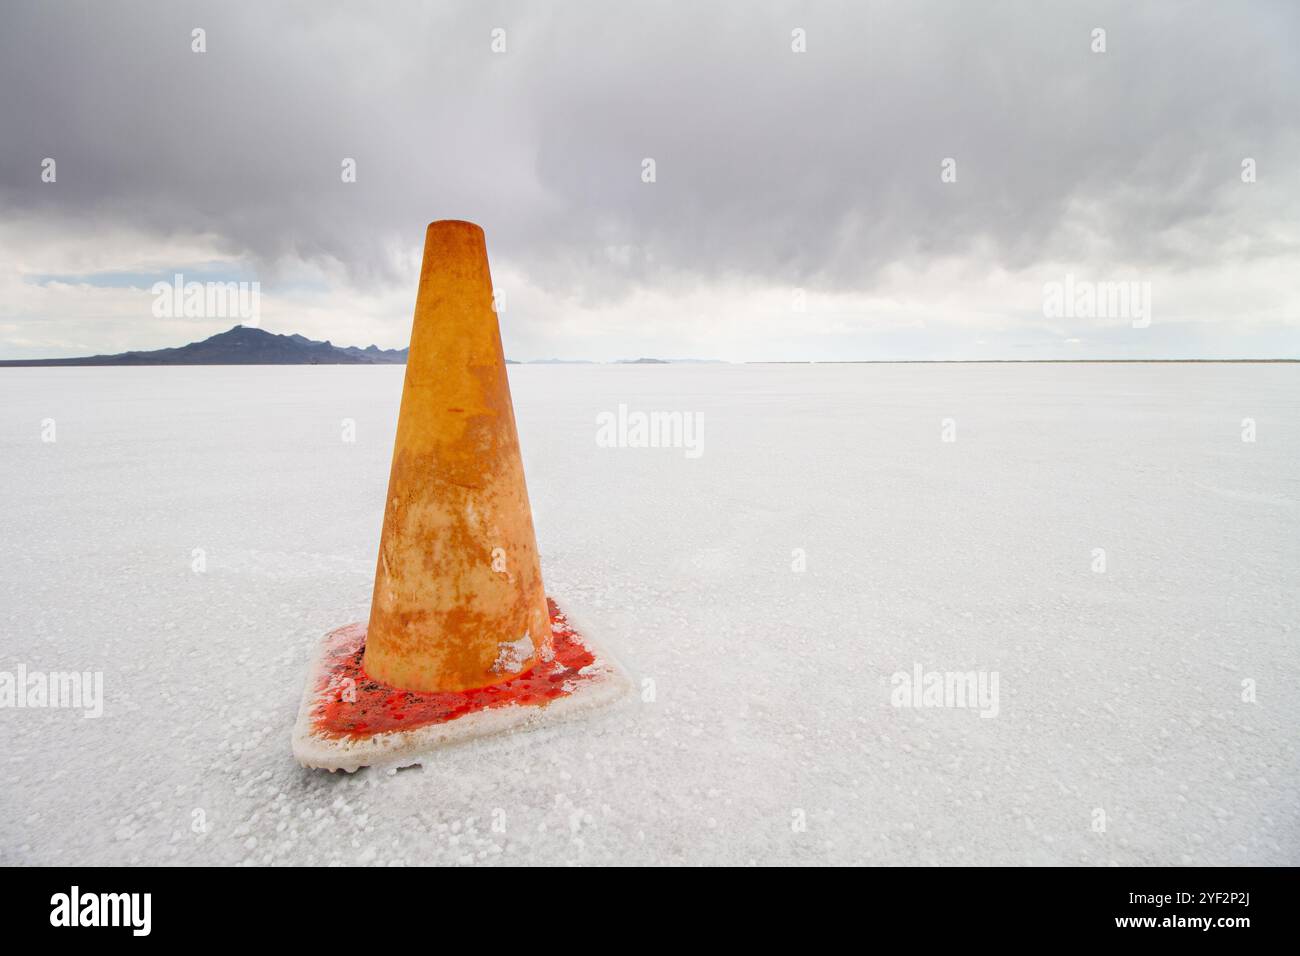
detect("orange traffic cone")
[293,220,629,772]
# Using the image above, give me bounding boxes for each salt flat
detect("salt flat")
[1,363,1296,865]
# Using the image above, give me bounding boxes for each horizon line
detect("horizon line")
[3,357,1297,368]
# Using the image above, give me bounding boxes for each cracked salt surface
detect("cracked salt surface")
[0,363,1297,865]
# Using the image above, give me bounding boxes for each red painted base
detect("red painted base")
[300,598,617,750]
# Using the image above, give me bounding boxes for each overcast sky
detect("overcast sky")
[1,0,1297,361]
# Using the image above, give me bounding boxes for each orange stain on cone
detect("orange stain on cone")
[362,220,551,693]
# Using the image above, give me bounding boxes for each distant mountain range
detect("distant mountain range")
[6,328,1281,366]
[0,325,720,366]
[0,326,409,366]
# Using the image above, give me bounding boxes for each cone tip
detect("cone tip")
[426,219,485,238]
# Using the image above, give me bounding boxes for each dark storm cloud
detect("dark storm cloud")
[2,0,1297,300]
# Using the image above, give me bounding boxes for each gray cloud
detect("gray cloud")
[1,0,1297,355]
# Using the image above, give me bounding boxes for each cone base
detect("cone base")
[292,598,631,772]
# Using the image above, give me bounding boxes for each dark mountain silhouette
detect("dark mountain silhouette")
[0,326,410,366]
[0,325,717,366]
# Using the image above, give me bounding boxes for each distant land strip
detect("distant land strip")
[753,359,1298,364]
[1,325,1294,366]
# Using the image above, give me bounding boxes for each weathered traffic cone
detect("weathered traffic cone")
[364,220,552,693]
[293,220,629,772]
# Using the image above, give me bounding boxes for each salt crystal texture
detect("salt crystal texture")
[0,363,1296,865]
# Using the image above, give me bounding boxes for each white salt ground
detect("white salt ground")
[0,362,1296,866]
